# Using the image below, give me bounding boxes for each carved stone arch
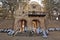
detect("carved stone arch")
[18,19,27,32]
[31,19,41,32]
[23,1,41,12]
[32,19,40,27]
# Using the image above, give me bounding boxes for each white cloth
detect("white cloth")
[42,30,47,38]
[36,28,40,34]
[24,27,27,31]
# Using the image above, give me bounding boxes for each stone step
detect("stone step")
[15,32,30,36]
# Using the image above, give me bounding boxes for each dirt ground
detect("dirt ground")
[0,31,60,40]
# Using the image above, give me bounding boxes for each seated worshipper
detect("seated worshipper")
[42,29,48,38]
[24,26,28,32]
[45,29,48,35]
[36,27,40,35]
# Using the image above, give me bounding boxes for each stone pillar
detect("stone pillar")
[19,20,21,32]
[40,18,45,30]
[40,18,48,38]
[14,18,19,31]
[27,19,32,30]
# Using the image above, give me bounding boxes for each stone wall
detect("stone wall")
[0,19,14,29]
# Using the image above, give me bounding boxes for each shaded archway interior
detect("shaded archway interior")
[32,19,40,32]
[19,19,27,32]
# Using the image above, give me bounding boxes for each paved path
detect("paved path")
[0,31,60,40]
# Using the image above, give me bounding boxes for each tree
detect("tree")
[0,0,19,19]
[44,0,60,20]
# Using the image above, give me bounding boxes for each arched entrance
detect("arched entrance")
[32,20,40,32]
[20,20,27,32]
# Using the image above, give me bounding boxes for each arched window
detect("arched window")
[32,11,35,14]
[32,4,36,8]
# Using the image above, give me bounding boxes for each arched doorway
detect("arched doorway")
[20,20,27,32]
[32,20,40,32]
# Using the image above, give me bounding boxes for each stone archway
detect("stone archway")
[19,19,27,32]
[32,19,40,32]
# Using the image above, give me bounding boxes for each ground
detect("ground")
[0,31,60,40]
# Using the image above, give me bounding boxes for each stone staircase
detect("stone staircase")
[15,32,30,36]
[0,19,14,29]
